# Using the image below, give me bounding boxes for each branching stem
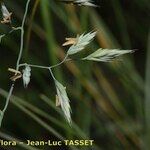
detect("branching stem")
[0,27,21,43]
[0,0,31,127]
[0,0,69,127]
[19,54,69,70]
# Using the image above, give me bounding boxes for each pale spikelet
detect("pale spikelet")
[75,0,98,7]
[60,0,98,7]
[82,48,135,62]
[1,3,10,18]
[22,65,31,88]
[67,31,97,55]
[55,80,72,124]
[1,2,12,24]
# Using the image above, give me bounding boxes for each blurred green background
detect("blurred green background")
[0,0,150,149]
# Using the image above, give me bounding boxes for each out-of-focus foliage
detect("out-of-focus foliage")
[0,0,149,149]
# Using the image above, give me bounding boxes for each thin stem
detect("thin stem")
[49,68,57,81]
[49,53,69,68]
[0,84,15,127]
[19,63,50,69]
[9,27,22,33]
[16,0,31,70]
[19,54,69,70]
[0,83,15,126]
[0,27,21,43]
[0,0,31,127]
[2,84,15,113]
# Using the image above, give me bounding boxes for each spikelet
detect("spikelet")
[67,31,97,55]
[22,65,31,88]
[55,80,72,125]
[1,2,12,24]
[60,0,98,7]
[82,49,135,62]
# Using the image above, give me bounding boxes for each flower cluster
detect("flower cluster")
[0,0,134,127]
